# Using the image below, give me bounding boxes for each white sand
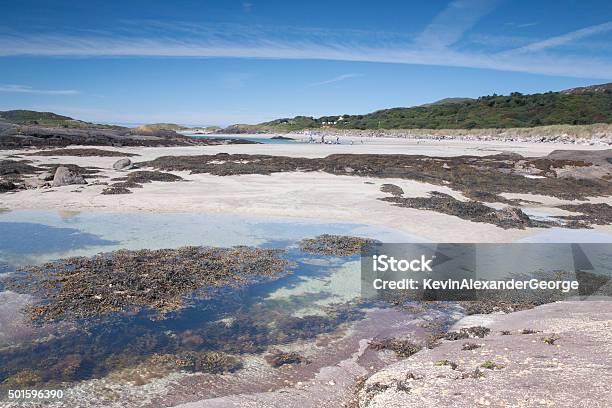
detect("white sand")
[1,141,611,243]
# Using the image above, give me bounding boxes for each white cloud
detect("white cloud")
[509,21,612,54]
[309,73,363,87]
[0,7,611,80]
[0,84,79,95]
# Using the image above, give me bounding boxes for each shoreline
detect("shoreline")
[212,123,612,146]
[355,299,612,408]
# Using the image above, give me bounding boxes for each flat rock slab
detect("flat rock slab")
[359,300,612,408]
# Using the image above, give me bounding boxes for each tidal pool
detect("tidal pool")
[0,210,428,397]
[1,210,609,406]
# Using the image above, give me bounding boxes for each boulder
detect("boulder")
[113,158,132,171]
[0,179,17,193]
[24,177,47,189]
[52,166,87,187]
[37,171,54,181]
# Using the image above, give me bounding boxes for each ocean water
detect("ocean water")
[184,132,300,144]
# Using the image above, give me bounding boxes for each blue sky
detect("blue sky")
[0,0,611,126]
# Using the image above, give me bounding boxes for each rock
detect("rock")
[24,177,47,189]
[37,171,54,181]
[52,166,87,187]
[264,350,308,368]
[113,158,132,171]
[0,179,17,193]
[357,301,612,408]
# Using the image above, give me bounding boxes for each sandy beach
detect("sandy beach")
[2,140,611,243]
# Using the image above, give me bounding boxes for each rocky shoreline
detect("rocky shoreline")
[354,300,612,408]
[139,150,611,230]
[0,124,258,150]
[2,148,610,232]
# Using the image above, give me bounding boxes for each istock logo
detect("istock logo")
[372,254,434,272]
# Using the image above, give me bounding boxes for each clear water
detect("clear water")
[0,210,424,268]
[184,132,301,145]
[0,210,424,388]
[1,209,610,391]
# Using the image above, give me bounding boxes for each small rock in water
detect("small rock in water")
[52,166,87,187]
[264,350,308,368]
[113,158,132,171]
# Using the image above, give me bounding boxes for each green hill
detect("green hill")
[0,110,76,126]
[134,123,188,132]
[0,110,123,129]
[246,83,612,131]
[420,97,475,107]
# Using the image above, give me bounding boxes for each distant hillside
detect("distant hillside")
[227,83,612,132]
[0,110,75,126]
[0,110,123,129]
[134,123,188,132]
[420,97,475,107]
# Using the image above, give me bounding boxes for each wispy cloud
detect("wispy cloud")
[0,84,79,95]
[0,5,611,79]
[309,73,363,87]
[414,0,503,49]
[509,21,612,53]
[505,22,538,29]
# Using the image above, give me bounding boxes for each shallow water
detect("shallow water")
[0,210,424,267]
[0,210,425,391]
[184,132,300,145]
[1,210,610,400]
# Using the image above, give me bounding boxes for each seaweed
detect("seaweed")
[368,338,422,358]
[7,246,291,321]
[298,234,378,256]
